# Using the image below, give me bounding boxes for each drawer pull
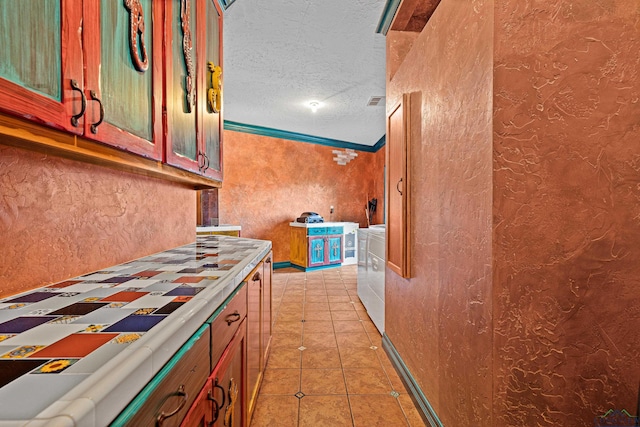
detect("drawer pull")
[208,378,226,423]
[156,384,187,426]
[252,271,261,281]
[225,311,241,325]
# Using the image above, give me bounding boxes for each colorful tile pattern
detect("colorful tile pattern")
[0,235,269,422]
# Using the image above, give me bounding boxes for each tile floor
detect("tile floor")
[249,266,426,427]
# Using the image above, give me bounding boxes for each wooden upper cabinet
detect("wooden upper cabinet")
[0,0,84,134]
[165,0,223,181]
[386,93,413,278]
[82,0,164,160]
[0,0,223,181]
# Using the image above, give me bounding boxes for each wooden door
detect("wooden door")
[211,321,246,427]
[327,235,343,265]
[386,94,411,278]
[199,0,223,181]
[261,254,272,369]
[0,0,84,134]
[165,0,202,172]
[246,265,262,419]
[180,380,213,427]
[308,236,327,267]
[82,0,163,159]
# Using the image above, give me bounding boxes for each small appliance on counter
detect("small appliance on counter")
[296,212,324,223]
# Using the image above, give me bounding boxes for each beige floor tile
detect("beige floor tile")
[304,301,330,311]
[304,287,327,295]
[299,395,353,427]
[301,347,342,369]
[278,301,304,311]
[330,301,357,311]
[343,367,393,394]
[339,347,383,369]
[331,310,360,321]
[275,310,303,322]
[349,394,409,427]
[327,295,353,303]
[303,310,333,321]
[336,331,372,348]
[270,332,302,349]
[333,320,366,333]
[249,395,299,427]
[324,281,347,289]
[302,320,334,333]
[326,289,349,296]
[273,320,303,334]
[305,294,328,303]
[266,347,302,369]
[301,368,347,395]
[259,368,301,395]
[303,332,337,349]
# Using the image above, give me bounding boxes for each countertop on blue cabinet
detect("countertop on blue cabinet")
[289,221,356,229]
[0,235,271,426]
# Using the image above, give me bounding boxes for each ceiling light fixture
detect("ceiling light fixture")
[308,100,322,113]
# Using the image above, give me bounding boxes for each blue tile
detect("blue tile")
[102,315,166,332]
[0,317,57,334]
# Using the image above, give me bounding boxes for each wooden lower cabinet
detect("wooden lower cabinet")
[246,253,273,423]
[114,252,272,427]
[182,319,246,427]
[121,325,211,427]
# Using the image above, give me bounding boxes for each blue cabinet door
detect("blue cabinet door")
[327,235,343,264]
[308,236,326,267]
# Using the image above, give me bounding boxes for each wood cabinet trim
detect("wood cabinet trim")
[0,113,221,189]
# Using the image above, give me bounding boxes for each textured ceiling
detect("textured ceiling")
[223,0,387,148]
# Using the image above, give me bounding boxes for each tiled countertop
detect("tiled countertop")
[0,235,271,426]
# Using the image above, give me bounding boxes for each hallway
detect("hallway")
[249,266,425,426]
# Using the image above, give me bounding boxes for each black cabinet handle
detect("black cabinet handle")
[252,271,261,281]
[70,79,86,127]
[225,310,241,325]
[89,90,104,134]
[208,378,226,423]
[156,384,187,426]
[396,177,403,196]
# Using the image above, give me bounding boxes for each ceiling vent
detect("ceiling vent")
[367,96,385,107]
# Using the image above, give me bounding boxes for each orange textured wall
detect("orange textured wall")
[493,1,640,424]
[0,145,196,298]
[219,130,385,263]
[385,0,494,425]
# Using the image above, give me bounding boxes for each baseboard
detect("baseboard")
[273,261,292,270]
[382,333,443,427]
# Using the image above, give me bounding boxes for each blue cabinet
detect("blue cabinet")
[307,228,343,268]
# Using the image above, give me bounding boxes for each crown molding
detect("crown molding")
[224,121,385,153]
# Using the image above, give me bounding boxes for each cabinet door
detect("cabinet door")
[82,0,163,159]
[308,236,326,267]
[180,380,213,427]
[199,0,223,181]
[210,319,246,427]
[327,235,343,265]
[386,93,412,278]
[262,254,272,366]
[165,0,201,172]
[0,0,83,134]
[246,265,262,418]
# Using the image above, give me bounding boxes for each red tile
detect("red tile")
[47,280,82,289]
[101,291,148,302]
[31,333,118,358]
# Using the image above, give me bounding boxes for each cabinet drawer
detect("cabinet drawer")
[123,325,210,427]
[307,227,327,236]
[210,284,248,367]
[327,226,344,235]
